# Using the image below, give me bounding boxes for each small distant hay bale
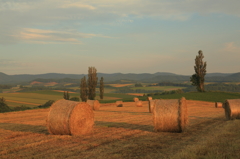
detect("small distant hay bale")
[116,101,123,107]
[153,97,188,133]
[147,97,152,101]
[135,101,142,107]
[46,99,94,135]
[87,100,100,110]
[224,99,240,120]
[215,102,223,108]
[149,100,155,113]
[133,97,139,102]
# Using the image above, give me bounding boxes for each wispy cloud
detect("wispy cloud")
[223,42,240,53]
[1,0,240,44]
[60,2,96,10]
[0,59,33,67]
[10,28,111,44]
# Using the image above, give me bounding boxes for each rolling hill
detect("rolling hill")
[0,72,239,84]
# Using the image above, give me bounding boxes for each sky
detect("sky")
[1,0,240,75]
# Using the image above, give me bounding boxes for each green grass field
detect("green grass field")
[131,86,186,91]
[146,91,240,103]
[1,90,239,109]
[0,91,137,107]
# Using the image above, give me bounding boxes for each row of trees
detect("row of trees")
[80,67,104,102]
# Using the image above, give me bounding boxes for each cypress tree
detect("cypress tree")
[66,91,70,100]
[99,77,104,99]
[63,91,66,99]
[80,76,88,102]
[190,50,207,92]
[88,67,98,100]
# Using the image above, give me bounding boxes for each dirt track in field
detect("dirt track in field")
[0,100,229,159]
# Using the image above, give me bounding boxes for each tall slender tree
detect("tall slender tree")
[80,76,88,102]
[66,91,70,100]
[63,91,67,99]
[190,50,207,92]
[99,77,104,99]
[88,67,98,100]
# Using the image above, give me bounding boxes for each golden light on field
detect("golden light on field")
[0,100,237,158]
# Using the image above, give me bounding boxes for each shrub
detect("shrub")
[13,105,31,111]
[70,97,80,101]
[38,100,55,108]
[0,97,12,113]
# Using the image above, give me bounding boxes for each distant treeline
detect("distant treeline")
[113,87,162,94]
[205,84,240,92]
[18,86,77,93]
[0,84,14,89]
[32,78,80,84]
[152,82,190,87]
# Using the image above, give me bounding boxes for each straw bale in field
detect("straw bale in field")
[116,101,123,107]
[224,99,240,120]
[147,97,152,101]
[149,100,155,113]
[135,101,143,107]
[46,99,94,135]
[153,97,188,133]
[87,100,100,110]
[133,97,139,102]
[215,102,223,108]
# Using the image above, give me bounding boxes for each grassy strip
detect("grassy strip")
[149,91,240,102]
[131,86,186,91]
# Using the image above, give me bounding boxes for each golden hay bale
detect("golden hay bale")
[153,97,188,133]
[87,100,100,110]
[215,102,223,108]
[224,99,240,120]
[135,101,143,107]
[116,101,123,107]
[147,97,152,101]
[133,97,139,102]
[46,99,94,135]
[148,100,155,113]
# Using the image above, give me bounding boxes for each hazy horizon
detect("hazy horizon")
[1,71,238,76]
[1,0,240,75]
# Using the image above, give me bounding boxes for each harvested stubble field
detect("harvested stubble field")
[1,100,240,159]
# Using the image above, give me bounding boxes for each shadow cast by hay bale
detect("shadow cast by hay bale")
[0,123,49,134]
[95,121,153,132]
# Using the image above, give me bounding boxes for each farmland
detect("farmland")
[1,90,240,108]
[1,100,240,158]
[0,91,138,108]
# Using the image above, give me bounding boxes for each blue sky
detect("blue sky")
[1,0,240,75]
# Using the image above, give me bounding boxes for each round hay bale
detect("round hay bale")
[116,101,123,107]
[46,99,94,135]
[147,97,152,101]
[215,102,222,108]
[136,101,142,107]
[133,97,139,102]
[224,99,240,120]
[87,100,100,110]
[153,97,188,133]
[148,100,155,113]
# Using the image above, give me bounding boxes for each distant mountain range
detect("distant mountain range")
[0,72,239,84]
